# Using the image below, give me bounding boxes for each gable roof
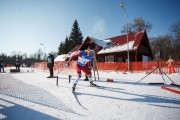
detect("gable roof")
[88,37,111,48]
[68,30,147,55]
[98,30,146,54]
[79,36,111,50]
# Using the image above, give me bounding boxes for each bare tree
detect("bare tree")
[169,21,180,59]
[121,23,134,34]
[121,17,152,34]
[37,49,43,60]
[150,35,173,60]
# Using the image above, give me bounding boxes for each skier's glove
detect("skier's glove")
[65,63,69,68]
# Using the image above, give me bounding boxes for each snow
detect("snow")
[88,37,111,48]
[98,41,135,54]
[0,67,180,120]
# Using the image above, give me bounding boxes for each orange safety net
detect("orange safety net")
[35,60,180,74]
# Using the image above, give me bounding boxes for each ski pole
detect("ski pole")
[56,76,58,86]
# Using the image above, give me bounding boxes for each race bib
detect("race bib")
[78,57,89,65]
[47,57,52,63]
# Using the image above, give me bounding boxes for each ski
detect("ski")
[90,82,100,87]
[72,92,88,110]
[91,85,100,87]
[47,76,57,78]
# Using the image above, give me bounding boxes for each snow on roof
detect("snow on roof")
[89,37,111,48]
[54,54,69,62]
[97,41,136,54]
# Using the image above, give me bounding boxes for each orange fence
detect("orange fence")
[35,60,180,74]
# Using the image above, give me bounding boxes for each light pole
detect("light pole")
[120,2,130,72]
[40,43,45,61]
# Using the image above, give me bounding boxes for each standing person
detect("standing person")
[47,52,54,78]
[66,47,99,93]
[0,59,5,72]
[15,59,20,70]
[166,56,176,74]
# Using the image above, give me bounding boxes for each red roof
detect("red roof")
[107,30,145,48]
[69,30,146,54]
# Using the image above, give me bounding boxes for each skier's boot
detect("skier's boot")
[90,81,99,87]
[84,78,89,81]
[72,84,77,93]
[84,75,89,81]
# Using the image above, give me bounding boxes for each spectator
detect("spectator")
[0,59,5,72]
[47,52,54,78]
[15,59,20,70]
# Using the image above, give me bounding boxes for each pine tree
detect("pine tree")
[57,20,83,55]
[64,36,70,53]
[69,20,83,49]
[58,42,64,55]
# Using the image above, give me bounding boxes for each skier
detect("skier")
[66,46,99,93]
[47,52,54,78]
[166,56,176,74]
[0,59,5,72]
[15,59,20,70]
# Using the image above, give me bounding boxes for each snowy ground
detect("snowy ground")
[0,67,180,120]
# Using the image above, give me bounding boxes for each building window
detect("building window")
[117,57,123,62]
[105,55,114,62]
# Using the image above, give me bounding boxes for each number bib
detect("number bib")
[1,62,4,66]
[47,57,52,63]
[78,57,89,65]
[77,51,93,66]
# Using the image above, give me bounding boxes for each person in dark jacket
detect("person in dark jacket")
[15,59,20,70]
[47,52,54,78]
[0,59,5,72]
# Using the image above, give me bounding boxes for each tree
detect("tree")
[58,42,64,55]
[37,49,43,60]
[121,17,152,34]
[69,20,83,48]
[57,20,83,55]
[169,21,180,59]
[150,35,173,60]
[64,36,70,53]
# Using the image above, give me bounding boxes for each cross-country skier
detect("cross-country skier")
[66,46,99,93]
[47,52,54,78]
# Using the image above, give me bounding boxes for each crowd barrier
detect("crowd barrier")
[35,60,180,74]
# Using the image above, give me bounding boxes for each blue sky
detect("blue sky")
[0,0,180,56]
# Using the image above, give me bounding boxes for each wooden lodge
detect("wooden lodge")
[69,30,153,62]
